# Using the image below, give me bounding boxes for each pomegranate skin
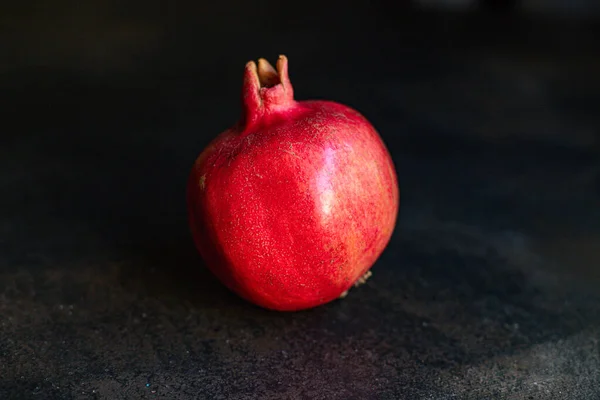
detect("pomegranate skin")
[187,56,399,311]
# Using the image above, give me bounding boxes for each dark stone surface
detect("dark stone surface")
[1,5,600,399]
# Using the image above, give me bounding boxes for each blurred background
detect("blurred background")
[1,1,599,398]
[2,0,598,277]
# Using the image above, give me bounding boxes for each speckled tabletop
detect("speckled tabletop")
[1,6,599,399]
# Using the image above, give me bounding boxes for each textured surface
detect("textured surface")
[2,6,600,399]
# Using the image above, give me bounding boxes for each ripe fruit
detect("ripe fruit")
[187,55,399,311]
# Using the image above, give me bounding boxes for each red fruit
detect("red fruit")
[187,55,399,311]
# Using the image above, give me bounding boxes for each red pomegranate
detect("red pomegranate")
[187,55,399,311]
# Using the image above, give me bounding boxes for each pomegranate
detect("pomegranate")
[187,55,399,311]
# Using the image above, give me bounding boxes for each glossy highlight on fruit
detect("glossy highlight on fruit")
[187,55,399,311]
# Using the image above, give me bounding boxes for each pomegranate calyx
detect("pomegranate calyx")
[241,55,295,129]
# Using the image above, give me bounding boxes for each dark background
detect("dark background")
[1,1,600,399]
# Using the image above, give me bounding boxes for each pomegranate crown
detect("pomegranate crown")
[242,55,295,128]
